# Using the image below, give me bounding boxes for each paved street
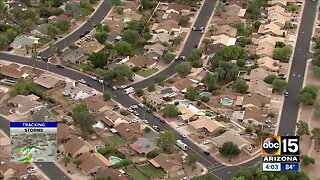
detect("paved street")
[278,0,318,136]
[132,0,218,89]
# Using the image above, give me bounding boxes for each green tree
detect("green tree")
[147,83,156,92]
[113,41,132,56]
[313,66,320,77]
[296,121,309,138]
[163,51,175,63]
[73,106,95,133]
[62,156,71,167]
[219,142,241,161]
[245,125,254,133]
[54,20,70,32]
[179,15,190,26]
[200,96,210,103]
[185,86,198,101]
[312,54,320,67]
[264,74,278,84]
[272,79,288,93]
[113,64,133,82]
[94,31,107,44]
[215,62,239,82]
[5,29,17,42]
[172,36,183,46]
[163,104,178,117]
[275,41,286,48]
[10,79,27,96]
[188,49,203,62]
[154,75,166,85]
[112,0,122,6]
[122,29,140,44]
[236,59,246,67]
[233,79,248,93]
[47,24,60,38]
[298,85,319,105]
[0,36,9,49]
[301,155,315,166]
[135,88,144,97]
[272,46,292,63]
[315,105,320,119]
[175,62,192,77]
[237,37,252,48]
[103,91,112,101]
[0,0,5,13]
[157,130,176,152]
[203,72,218,91]
[186,154,197,166]
[311,127,320,145]
[88,52,108,68]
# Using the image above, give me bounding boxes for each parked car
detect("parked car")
[133,111,139,116]
[147,108,152,113]
[152,126,160,132]
[192,27,197,31]
[284,91,289,97]
[98,79,104,84]
[84,30,90,34]
[138,103,145,108]
[142,119,149,124]
[154,114,160,119]
[204,151,210,155]
[190,7,197,12]
[112,86,118,90]
[56,64,64,68]
[7,47,13,51]
[120,85,128,89]
[80,34,85,38]
[28,167,37,174]
[131,105,138,109]
[180,134,186,138]
[86,83,92,87]
[159,118,165,123]
[78,79,86,84]
[127,108,133,113]
[202,140,211,145]
[91,76,98,80]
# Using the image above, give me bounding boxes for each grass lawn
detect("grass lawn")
[126,167,149,180]
[108,135,126,147]
[137,68,158,77]
[191,173,216,180]
[140,164,165,179]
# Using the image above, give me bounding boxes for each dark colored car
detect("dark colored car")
[159,118,165,123]
[7,47,13,51]
[147,108,152,113]
[80,34,85,38]
[204,151,210,155]
[56,64,64,68]
[42,57,49,62]
[85,30,90,35]
[87,83,93,87]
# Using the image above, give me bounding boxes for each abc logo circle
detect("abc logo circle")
[262,137,279,154]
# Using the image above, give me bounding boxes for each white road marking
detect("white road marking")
[293,73,296,76]
[209,172,222,180]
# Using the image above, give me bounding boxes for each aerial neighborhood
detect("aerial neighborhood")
[0,0,319,180]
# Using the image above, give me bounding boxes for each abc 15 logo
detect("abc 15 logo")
[261,136,299,155]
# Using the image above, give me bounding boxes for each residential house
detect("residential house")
[212,25,237,38]
[61,48,87,64]
[10,35,39,49]
[256,41,275,58]
[112,11,143,22]
[144,43,166,60]
[253,34,285,46]
[268,5,292,17]
[0,64,25,79]
[145,87,178,106]
[9,94,43,116]
[161,13,181,25]
[30,24,49,37]
[123,0,140,12]
[189,116,225,134]
[211,34,237,46]
[187,68,208,83]
[148,33,174,44]
[95,167,130,180]
[63,82,94,100]
[130,138,158,154]
[269,0,296,7]
[57,124,79,143]
[149,153,183,176]
[63,1,80,18]
[243,93,272,110]
[258,23,286,37]
[115,123,142,142]
[204,43,224,55]
[33,73,64,89]
[78,40,105,55]
[177,104,204,122]
[31,107,56,122]
[76,153,113,175]
[172,78,196,93]
[224,4,247,17]
[257,56,280,72]
[96,109,121,127]
[151,19,181,35]
[212,131,251,150]
[62,136,94,158]
[126,55,157,68]
[0,160,28,179]
[267,11,291,27]
[165,2,190,14]
[83,95,109,113]
[103,20,126,43]
[160,87,178,98]
[244,68,275,97]
[242,106,269,126]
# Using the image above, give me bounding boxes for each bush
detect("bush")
[120,110,130,116]
[132,66,141,72]
[144,126,151,133]
[166,78,175,84]
[264,74,278,84]
[146,150,160,159]
[201,96,210,103]
[98,145,116,155]
[112,159,133,168]
[114,151,126,159]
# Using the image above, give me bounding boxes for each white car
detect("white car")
[91,76,98,80]
[120,85,128,89]
[112,86,118,90]
[131,105,138,109]
[131,119,138,123]
[28,167,37,174]
[134,111,139,116]
[127,108,133,113]
[138,103,145,108]
[98,79,104,84]
[142,119,149,124]
[180,134,186,138]
[202,140,211,145]
[78,79,86,84]
[36,55,42,59]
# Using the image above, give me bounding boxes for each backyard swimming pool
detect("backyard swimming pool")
[220,97,233,106]
[176,99,190,105]
[199,92,210,97]
[109,156,122,164]
[93,120,105,129]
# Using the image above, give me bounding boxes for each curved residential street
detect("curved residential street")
[0,0,318,179]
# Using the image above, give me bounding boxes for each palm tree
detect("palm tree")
[62,155,71,167]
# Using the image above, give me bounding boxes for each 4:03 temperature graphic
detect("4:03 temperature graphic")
[262,163,300,172]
